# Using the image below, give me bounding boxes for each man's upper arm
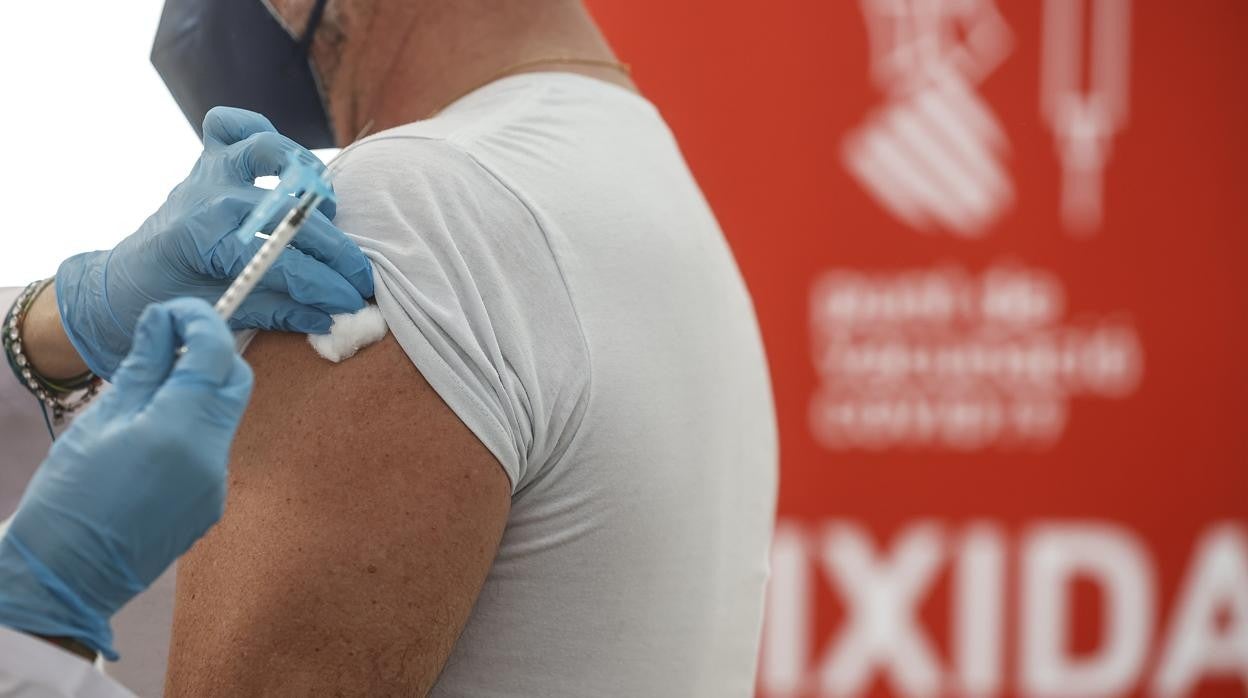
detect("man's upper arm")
[165,330,511,696]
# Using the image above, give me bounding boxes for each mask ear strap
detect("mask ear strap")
[300,0,331,51]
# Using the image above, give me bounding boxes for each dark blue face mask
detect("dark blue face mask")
[151,0,336,149]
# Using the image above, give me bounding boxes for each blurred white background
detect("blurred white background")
[0,1,202,286]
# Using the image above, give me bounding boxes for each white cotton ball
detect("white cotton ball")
[307,304,389,363]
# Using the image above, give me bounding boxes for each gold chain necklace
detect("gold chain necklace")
[426,56,632,119]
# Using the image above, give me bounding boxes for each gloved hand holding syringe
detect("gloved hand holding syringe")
[56,107,373,382]
[213,148,346,323]
[0,108,376,666]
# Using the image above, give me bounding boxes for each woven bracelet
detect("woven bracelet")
[3,279,101,426]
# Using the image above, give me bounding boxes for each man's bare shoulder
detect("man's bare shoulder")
[165,331,511,696]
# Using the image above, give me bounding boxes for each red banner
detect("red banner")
[587,1,1248,696]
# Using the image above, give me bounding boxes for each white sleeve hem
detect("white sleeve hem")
[374,288,522,492]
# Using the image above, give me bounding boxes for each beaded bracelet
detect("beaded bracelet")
[3,279,102,428]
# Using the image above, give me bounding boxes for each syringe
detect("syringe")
[175,151,338,357]
[209,143,343,325]
[213,188,326,321]
[208,121,371,330]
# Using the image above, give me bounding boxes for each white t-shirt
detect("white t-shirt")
[332,72,778,696]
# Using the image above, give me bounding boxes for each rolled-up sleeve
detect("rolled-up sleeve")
[331,139,591,494]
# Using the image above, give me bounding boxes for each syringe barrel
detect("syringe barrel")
[214,191,325,321]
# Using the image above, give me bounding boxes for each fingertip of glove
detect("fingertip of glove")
[114,304,176,379]
[353,260,376,299]
[223,354,256,405]
[291,310,334,335]
[136,301,173,328]
[317,196,338,220]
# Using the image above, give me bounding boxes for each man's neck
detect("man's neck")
[328,2,633,145]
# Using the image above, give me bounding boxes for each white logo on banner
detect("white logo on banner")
[808,264,1143,451]
[761,520,1248,697]
[1041,0,1133,235]
[844,0,1133,236]
[843,0,1015,237]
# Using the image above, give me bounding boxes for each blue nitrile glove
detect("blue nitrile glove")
[0,298,253,660]
[56,106,374,380]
